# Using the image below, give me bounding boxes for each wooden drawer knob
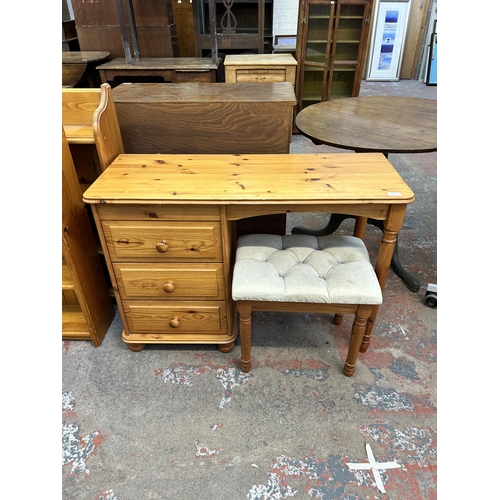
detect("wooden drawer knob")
[156,240,169,253]
[163,281,175,293]
[169,316,180,328]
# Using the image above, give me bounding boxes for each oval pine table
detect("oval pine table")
[293,96,437,292]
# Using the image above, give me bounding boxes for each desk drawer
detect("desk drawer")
[102,221,222,261]
[234,69,287,83]
[174,71,214,83]
[114,263,225,300]
[123,301,227,334]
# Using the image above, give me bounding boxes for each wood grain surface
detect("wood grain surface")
[296,96,437,153]
[83,153,414,205]
[112,82,297,154]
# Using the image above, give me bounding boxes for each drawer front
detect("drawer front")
[236,69,286,83]
[123,301,227,334]
[114,263,225,300]
[174,71,214,83]
[95,203,220,221]
[102,221,222,261]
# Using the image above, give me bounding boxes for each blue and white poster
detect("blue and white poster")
[426,31,437,85]
[367,1,411,81]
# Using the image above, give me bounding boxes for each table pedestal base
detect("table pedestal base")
[291,214,420,292]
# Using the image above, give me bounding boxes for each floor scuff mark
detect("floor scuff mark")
[155,359,252,409]
[195,441,224,458]
[247,453,362,499]
[62,392,106,477]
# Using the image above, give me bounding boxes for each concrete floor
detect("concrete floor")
[62,80,437,499]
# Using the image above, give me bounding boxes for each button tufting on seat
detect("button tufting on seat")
[232,234,383,304]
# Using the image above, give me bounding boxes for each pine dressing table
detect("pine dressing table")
[83,153,414,352]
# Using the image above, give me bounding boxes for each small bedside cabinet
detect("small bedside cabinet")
[224,54,298,88]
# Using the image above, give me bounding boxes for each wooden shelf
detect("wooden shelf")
[62,260,74,290]
[62,305,91,339]
[62,123,115,346]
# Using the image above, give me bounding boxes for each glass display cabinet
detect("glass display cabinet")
[294,0,373,115]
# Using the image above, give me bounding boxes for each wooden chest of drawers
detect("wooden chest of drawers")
[90,202,235,352]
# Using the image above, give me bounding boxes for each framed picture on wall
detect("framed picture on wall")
[366,0,412,81]
[426,20,437,85]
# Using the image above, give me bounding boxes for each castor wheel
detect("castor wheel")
[424,284,437,309]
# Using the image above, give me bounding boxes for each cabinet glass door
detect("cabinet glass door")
[301,3,335,109]
[295,0,372,117]
[328,3,367,99]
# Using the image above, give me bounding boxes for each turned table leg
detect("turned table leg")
[368,218,420,292]
[238,301,252,372]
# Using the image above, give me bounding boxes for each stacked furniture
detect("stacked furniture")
[70,0,178,60]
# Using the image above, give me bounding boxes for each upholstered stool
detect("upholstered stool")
[231,234,383,376]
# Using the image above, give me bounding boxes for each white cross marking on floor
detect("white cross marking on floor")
[345,443,401,494]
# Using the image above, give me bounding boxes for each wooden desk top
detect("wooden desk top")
[62,51,110,64]
[224,54,297,66]
[83,153,414,206]
[112,82,297,104]
[97,57,221,71]
[296,96,437,154]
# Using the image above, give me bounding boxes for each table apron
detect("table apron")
[100,69,176,81]
[225,203,391,221]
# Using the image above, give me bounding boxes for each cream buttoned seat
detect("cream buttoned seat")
[231,234,383,376]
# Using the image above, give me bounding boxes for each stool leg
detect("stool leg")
[343,305,372,377]
[333,313,344,325]
[238,301,252,372]
[360,305,379,353]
